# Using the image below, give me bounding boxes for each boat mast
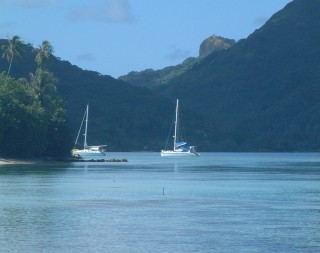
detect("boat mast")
[84,104,89,148]
[174,99,179,151]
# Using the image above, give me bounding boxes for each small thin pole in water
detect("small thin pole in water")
[163,187,165,196]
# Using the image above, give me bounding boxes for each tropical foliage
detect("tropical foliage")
[34,40,53,69]
[1,0,320,153]
[0,39,71,159]
[1,35,24,76]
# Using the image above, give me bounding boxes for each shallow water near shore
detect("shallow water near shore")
[0,152,320,252]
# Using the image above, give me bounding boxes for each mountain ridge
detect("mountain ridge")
[156,0,320,151]
[1,0,320,152]
[0,40,211,151]
[118,35,235,89]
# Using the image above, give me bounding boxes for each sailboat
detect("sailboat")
[161,99,199,157]
[71,104,108,160]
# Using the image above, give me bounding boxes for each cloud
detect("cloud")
[3,0,55,8]
[69,0,135,23]
[77,53,95,62]
[166,48,192,61]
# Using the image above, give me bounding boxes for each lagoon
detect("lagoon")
[0,152,320,252]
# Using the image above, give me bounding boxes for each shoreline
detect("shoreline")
[0,157,128,165]
[0,158,36,165]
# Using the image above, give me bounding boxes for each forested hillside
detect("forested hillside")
[0,40,211,152]
[47,57,212,151]
[157,0,320,151]
[119,35,235,89]
[1,0,319,153]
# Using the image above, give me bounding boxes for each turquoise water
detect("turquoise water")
[0,152,320,252]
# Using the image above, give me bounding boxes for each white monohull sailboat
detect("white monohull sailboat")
[161,99,199,157]
[71,104,107,160]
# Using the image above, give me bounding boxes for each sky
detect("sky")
[0,0,292,78]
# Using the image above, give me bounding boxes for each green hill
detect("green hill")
[157,0,320,151]
[118,35,235,89]
[1,0,320,152]
[0,41,211,152]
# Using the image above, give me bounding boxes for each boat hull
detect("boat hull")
[72,149,107,160]
[160,150,199,157]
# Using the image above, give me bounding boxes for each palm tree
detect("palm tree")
[34,40,54,69]
[29,68,54,99]
[1,35,24,76]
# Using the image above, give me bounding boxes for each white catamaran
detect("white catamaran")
[161,99,199,157]
[72,104,107,160]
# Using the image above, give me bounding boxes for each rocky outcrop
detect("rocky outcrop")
[199,35,235,58]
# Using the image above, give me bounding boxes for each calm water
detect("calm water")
[0,152,320,253]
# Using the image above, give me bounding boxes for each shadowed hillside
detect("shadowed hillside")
[0,42,211,151]
[1,0,319,152]
[157,0,320,151]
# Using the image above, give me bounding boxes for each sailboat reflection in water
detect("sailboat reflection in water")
[161,99,199,157]
[72,104,107,160]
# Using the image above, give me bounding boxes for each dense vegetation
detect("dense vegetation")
[1,0,320,153]
[0,39,213,152]
[157,0,320,151]
[0,38,71,159]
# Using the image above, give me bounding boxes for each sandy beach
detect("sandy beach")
[0,158,35,165]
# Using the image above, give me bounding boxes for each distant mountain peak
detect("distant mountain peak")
[199,35,235,58]
[119,34,235,88]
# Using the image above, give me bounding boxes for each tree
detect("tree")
[28,68,72,158]
[0,70,71,159]
[1,35,24,76]
[29,68,57,101]
[34,40,53,70]
[0,39,72,159]
[32,40,72,158]
[0,73,47,158]
[30,40,55,101]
